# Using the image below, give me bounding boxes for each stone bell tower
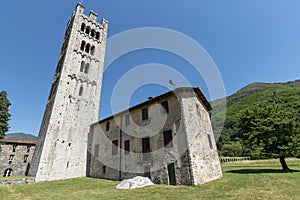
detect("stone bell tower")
[29,3,108,182]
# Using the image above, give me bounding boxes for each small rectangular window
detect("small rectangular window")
[27,145,31,153]
[24,155,29,163]
[106,121,110,131]
[163,130,173,147]
[12,144,17,152]
[9,155,14,164]
[142,108,148,121]
[112,140,118,155]
[9,155,14,161]
[161,101,169,114]
[125,114,130,126]
[124,140,130,154]
[94,144,99,158]
[207,134,213,149]
[196,104,201,116]
[102,166,106,174]
[142,137,150,161]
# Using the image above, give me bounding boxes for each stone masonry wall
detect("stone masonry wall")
[89,92,195,185]
[29,3,108,182]
[0,139,36,177]
[179,89,222,185]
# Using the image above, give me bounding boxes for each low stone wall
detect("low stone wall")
[0,177,35,186]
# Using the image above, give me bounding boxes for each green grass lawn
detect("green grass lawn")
[0,159,299,200]
[0,176,28,181]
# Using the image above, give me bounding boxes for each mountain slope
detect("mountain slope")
[5,132,38,141]
[211,80,300,157]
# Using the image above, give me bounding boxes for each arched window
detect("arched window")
[90,46,95,55]
[84,63,89,74]
[96,32,100,40]
[91,30,95,37]
[85,43,90,53]
[3,168,13,177]
[85,26,90,35]
[79,86,83,96]
[80,41,86,51]
[81,23,85,32]
[80,61,85,72]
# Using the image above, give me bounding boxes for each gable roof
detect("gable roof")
[95,87,211,125]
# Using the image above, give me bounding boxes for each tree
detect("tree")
[219,141,244,157]
[237,102,300,171]
[0,91,11,139]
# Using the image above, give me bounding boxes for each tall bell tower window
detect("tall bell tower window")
[79,86,83,96]
[84,63,90,74]
[91,46,95,55]
[80,41,86,51]
[80,61,85,72]
[85,26,91,35]
[85,44,90,53]
[81,23,85,32]
[91,30,95,37]
[96,32,100,40]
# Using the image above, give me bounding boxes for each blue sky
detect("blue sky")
[1,0,300,135]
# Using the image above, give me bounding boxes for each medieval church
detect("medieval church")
[28,3,222,185]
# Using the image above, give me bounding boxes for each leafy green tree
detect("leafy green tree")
[219,141,244,157]
[237,103,300,171]
[0,91,11,139]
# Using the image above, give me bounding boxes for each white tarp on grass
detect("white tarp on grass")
[116,176,154,189]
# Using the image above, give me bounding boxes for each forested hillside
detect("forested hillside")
[5,132,37,140]
[212,80,300,157]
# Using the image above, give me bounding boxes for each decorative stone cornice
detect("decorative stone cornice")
[80,15,103,30]
[74,50,100,63]
[68,74,97,86]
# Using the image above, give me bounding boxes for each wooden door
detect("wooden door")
[168,163,176,185]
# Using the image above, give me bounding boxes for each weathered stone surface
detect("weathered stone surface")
[0,138,36,177]
[88,88,222,185]
[28,3,108,182]
[179,89,222,185]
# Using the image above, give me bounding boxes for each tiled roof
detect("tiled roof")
[94,87,211,125]
[0,138,37,145]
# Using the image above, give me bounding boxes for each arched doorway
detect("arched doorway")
[3,168,13,177]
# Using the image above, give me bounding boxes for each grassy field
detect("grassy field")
[0,159,299,200]
[0,176,28,181]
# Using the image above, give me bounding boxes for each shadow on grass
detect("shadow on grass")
[227,169,300,174]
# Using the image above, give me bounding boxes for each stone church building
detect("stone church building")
[27,3,222,185]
